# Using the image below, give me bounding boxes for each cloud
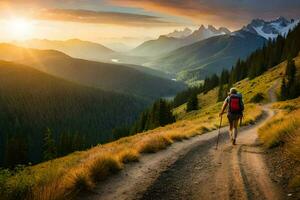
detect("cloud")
[0,0,180,27]
[33,8,179,27]
[110,0,300,29]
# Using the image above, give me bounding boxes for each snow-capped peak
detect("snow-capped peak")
[165,25,231,40]
[243,17,300,40]
[166,28,192,38]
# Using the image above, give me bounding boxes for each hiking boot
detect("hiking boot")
[232,139,236,145]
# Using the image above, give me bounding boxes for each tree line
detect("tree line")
[280,59,300,100]
[172,22,300,109]
[216,22,300,101]
[0,61,147,168]
[131,99,175,134]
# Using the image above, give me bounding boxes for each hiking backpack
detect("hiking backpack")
[228,95,244,114]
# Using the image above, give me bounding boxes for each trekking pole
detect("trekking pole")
[215,115,223,150]
[240,115,243,127]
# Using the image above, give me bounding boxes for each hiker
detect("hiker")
[219,88,244,145]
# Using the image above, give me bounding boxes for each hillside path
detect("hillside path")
[80,106,284,200]
[140,106,283,200]
[81,82,283,200]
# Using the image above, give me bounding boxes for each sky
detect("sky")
[0,0,299,47]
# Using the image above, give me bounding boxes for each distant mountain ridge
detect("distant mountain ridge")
[15,39,115,61]
[0,43,185,100]
[146,17,300,84]
[242,17,300,40]
[130,25,231,57]
[147,30,266,82]
[184,25,230,42]
[165,28,192,38]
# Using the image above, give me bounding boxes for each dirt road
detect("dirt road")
[81,106,284,200]
[140,107,283,200]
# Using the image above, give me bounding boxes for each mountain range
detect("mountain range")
[10,17,299,86]
[146,31,266,82]
[165,28,193,38]
[243,17,300,40]
[145,17,299,83]
[129,25,231,57]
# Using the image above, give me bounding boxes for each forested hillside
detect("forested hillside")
[147,31,266,82]
[216,22,300,100]
[171,22,300,105]
[0,44,185,100]
[0,61,147,167]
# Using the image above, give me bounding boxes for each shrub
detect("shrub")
[118,150,140,163]
[250,93,265,103]
[138,135,173,153]
[88,154,123,182]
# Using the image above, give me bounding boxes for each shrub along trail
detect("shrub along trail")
[80,106,284,200]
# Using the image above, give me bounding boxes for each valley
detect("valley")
[0,5,299,199]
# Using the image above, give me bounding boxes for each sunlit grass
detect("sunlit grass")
[258,97,300,188]
[236,55,300,103]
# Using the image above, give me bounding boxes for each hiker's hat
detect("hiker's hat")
[229,87,238,94]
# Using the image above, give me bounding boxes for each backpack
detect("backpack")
[228,94,244,114]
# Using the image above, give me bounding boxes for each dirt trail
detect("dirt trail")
[140,107,283,200]
[81,84,284,200]
[81,106,283,200]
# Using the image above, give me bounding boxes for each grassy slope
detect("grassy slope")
[174,55,300,117]
[149,31,266,81]
[256,55,300,188]
[258,98,300,188]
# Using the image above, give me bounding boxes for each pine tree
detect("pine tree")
[4,135,28,168]
[220,69,230,85]
[217,84,224,102]
[186,93,198,112]
[217,84,228,102]
[285,59,297,99]
[43,128,57,161]
[280,78,288,101]
[132,99,175,133]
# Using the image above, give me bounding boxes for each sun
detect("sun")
[8,18,34,39]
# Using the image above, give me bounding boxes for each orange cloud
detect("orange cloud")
[110,0,300,29]
[33,8,180,27]
[110,0,245,29]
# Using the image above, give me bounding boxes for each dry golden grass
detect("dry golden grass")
[259,97,300,149]
[172,87,218,118]
[233,55,300,104]
[88,154,123,182]
[138,135,173,153]
[118,149,140,163]
[258,97,300,188]
[258,112,300,148]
